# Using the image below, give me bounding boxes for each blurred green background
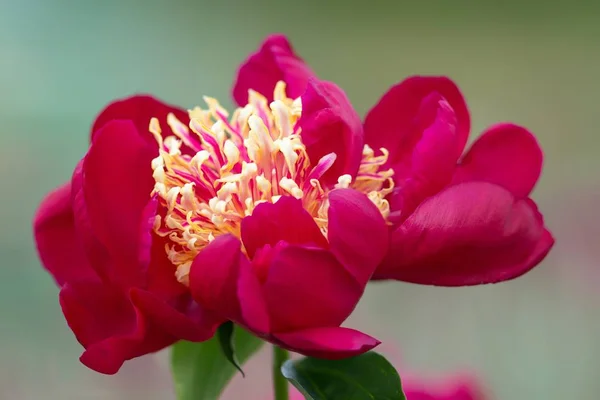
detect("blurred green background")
[1,0,598,399]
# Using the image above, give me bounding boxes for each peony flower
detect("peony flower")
[34,63,390,370]
[234,34,554,286]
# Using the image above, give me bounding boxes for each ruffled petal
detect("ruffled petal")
[33,182,96,286]
[374,182,550,285]
[300,79,364,185]
[189,235,270,333]
[60,281,174,374]
[453,123,543,198]
[327,189,388,286]
[364,76,469,178]
[396,97,461,214]
[274,327,380,359]
[130,289,220,342]
[83,120,156,287]
[240,196,327,259]
[262,244,362,332]
[232,34,314,105]
[91,95,189,145]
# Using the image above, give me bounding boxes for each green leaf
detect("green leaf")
[281,352,406,400]
[171,325,264,400]
[217,321,245,377]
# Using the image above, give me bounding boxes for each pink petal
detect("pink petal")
[232,34,315,105]
[398,97,461,214]
[189,235,270,333]
[33,182,96,286]
[300,79,364,185]
[403,374,487,400]
[71,160,114,283]
[453,123,543,198]
[274,327,380,359]
[130,289,221,342]
[60,281,174,374]
[327,189,388,286]
[83,120,157,287]
[240,196,327,259]
[364,76,469,178]
[374,182,551,285]
[91,95,189,145]
[263,244,362,332]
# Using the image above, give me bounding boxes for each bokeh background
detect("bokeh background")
[1,0,598,399]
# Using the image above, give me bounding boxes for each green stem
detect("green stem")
[273,346,290,400]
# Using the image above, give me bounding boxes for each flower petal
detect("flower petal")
[60,281,174,374]
[364,76,469,178]
[232,34,314,105]
[91,95,189,144]
[398,97,461,214]
[374,182,550,285]
[240,196,327,259]
[453,123,543,198]
[189,235,270,333]
[83,120,156,287]
[300,79,364,185]
[263,244,362,332]
[274,327,380,359]
[130,289,220,342]
[327,188,388,286]
[33,182,96,286]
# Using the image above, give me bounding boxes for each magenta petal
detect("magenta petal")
[237,256,271,334]
[60,281,173,374]
[130,289,220,342]
[374,182,550,285]
[364,76,469,176]
[274,327,380,359]
[399,97,460,213]
[453,123,543,198]
[189,235,244,318]
[189,235,270,333]
[240,196,327,259]
[263,245,362,332]
[33,182,96,286]
[91,95,189,144]
[300,79,364,185]
[232,34,315,105]
[327,189,388,286]
[83,120,156,287]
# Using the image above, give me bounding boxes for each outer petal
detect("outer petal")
[240,196,327,259]
[189,235,270,333]
[274,327,380,359]
[83,120,156,287]
[33,182,96,286]
[91,95,189,144]
[327,189,388,286]
[397,97,461,215]
[453,123,543,198]
[300,79,364,185]
[130,289,220,342]
[364,76,469,178]
[60,281,174,374]
[232,34,314,105]
[263,245,362,332]
[374,182,550,285]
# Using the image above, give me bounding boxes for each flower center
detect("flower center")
[150,82,394,284]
